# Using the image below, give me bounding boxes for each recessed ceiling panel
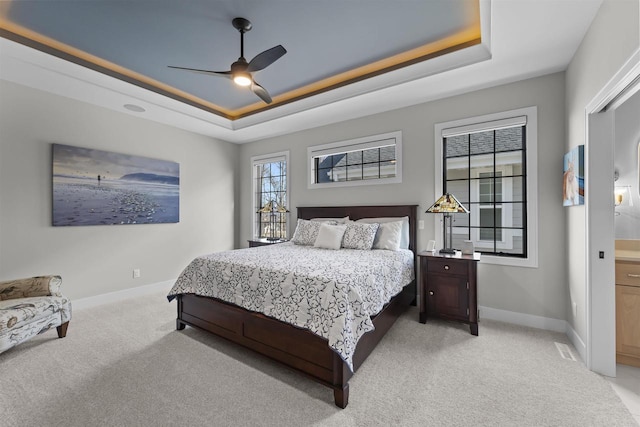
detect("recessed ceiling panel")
[0,0,480,119]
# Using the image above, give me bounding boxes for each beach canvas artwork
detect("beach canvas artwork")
[562,145,584,207]
[52,144,179,226]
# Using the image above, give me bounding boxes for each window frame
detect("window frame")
[307,131,402,189]
[434,107,538,268]
[251,151,290,240]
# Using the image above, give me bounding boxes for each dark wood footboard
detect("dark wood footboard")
[176,282,414,408]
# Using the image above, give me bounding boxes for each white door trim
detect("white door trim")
[584,48,640,376]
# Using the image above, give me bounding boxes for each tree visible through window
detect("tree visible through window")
[253,153,288,239]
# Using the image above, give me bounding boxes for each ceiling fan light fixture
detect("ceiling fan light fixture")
[233,73,252,87]
[169,17,285,104]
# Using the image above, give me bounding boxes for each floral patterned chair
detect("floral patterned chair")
[0,275,71,353]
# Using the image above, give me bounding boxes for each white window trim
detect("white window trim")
[434,106,538,268]
[251,150,290,239]
[307,131,402,189]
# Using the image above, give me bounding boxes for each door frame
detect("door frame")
[585,48,640,376]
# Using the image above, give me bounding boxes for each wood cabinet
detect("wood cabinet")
[616,260,640,368]
[418,251,480,335]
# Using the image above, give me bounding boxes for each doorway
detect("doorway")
[586,49,640,377]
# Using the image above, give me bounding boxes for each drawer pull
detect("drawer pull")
[444,265,450,271]
[429,291,434,296]
[628,273,640,278]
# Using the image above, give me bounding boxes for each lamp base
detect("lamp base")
[438,248,457,254]
[266,237,281,241]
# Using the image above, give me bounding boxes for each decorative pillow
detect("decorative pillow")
[372,220,403,251]
[291,219,332,245]
[314,223,347,250]
[357,216,410,249]
[342,222,379,250]
[311,216,350,224]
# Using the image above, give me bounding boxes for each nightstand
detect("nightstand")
[418,251,480,335]
[248,238,288,248]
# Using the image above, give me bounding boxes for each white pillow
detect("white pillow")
[372,221,403,251]
[291,219,334,245]
[342,222,379,250]
[357,216,410,249]
[314,223,347,250]
[311,216,350,224]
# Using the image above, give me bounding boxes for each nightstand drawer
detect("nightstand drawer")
[248,239,287,248]
[426,258,468,276]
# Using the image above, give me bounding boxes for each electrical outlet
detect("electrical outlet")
[133,269,141,279]
[418,220,425,230]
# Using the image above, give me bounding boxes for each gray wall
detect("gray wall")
[0,80,239,300]
[240,73,568,321]
[615,89,640,238]
[565,0,640,340]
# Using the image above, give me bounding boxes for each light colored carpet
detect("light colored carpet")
[0,290,636,427]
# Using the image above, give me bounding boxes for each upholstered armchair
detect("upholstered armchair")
[0,275,72,353]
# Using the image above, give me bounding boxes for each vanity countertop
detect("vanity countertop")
[616,240,640,262]
[616,250,640,262]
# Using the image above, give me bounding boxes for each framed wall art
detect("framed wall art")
[563,144,584,207]
[52,144,179,226]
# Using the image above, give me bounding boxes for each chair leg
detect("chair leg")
[56,321,69,338]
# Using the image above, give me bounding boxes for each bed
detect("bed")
[168,205,417,408]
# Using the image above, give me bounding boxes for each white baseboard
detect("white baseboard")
[479,305,586,362]
[479,305,567,333]
[565,322,587,363]
[73,280,175,310]
[74,286,589,362]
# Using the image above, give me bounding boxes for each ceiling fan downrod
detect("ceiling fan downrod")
[232,17,252,61]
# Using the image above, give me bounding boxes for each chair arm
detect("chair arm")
[0,275,63,300]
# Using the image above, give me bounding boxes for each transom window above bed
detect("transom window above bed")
[307,131,402,189]
[251,151,289,240]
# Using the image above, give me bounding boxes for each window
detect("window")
[308,131,402,188]
[434,107,538,268]
[251,151,289,239]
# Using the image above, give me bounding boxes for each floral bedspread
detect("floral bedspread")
[167,242,414,370]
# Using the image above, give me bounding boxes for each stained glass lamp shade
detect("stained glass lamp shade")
[426,193,469,254]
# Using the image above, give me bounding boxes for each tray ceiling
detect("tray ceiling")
[0,0,481,120]
[0,1,604,143]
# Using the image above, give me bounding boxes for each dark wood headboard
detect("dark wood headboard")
[297,205,418,253]
[297,205,419,306]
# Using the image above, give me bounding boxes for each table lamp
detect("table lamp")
[426,193,469,254]
[257,200,289,241]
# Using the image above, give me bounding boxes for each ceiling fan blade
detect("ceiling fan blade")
[247,45,287,72]
[251,80,272,104]
[168,66,231,78]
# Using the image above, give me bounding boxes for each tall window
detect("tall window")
[252,151,289,239]
[435,107,538,267]
[308,131,402,189]
[444,127,525,255]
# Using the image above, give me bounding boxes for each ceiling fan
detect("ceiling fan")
[168,17,286,104]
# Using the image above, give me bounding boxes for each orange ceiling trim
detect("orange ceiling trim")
[0,14,234,119]
[233,26,482,119]
[0,6,481,121]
